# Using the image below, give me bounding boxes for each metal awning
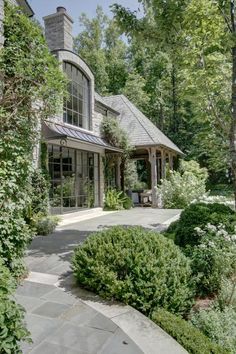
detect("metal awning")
[42,121,122,153]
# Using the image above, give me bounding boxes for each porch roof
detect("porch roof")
[42,121,122,153]
[103,95,183,155]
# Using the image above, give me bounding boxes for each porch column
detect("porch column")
[148,147,158,208]
[99,153,105,207]
[116,155,121,189]
[161,149,166,180]
[169,152,174,171]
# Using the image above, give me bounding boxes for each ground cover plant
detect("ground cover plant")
[152,308,228,354]
[190,306,236,353]
[73,226,194,316]
[0,259,31,353]
[104,189,132,210]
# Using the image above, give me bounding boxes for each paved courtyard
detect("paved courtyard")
[16,208,185,354]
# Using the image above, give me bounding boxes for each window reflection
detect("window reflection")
[48,144,99,213]
[63,62,90,130]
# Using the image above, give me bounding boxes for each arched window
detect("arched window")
[63,62,90,130]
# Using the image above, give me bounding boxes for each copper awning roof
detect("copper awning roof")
[42,121,122,153]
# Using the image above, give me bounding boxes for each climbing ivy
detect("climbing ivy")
[0,2,67,277]
[101,116,133,190]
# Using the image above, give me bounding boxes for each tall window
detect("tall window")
[63,62,90,130]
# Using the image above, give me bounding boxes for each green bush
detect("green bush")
[73,226,193,316]
[0,259,31,353]
[157,160,208,209]
[29,169,49,216]
[152,308,228,354]
[0,214,33,278]
[168,202,236,248]
[216,278,236,311]
[104,189,132,210]
[189,225,236,296]
[33,214,60,236]
[190,306,236,353]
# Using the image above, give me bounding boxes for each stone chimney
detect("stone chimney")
[43,7,74,51]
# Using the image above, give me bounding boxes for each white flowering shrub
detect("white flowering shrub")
[157,160,208,209]
[190,224,236,296]
[197,194,234,209]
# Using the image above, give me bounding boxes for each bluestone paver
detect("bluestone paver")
[18,208,187,353]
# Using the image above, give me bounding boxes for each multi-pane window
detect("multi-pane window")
[63,62,90,130]
[48,144,100,213]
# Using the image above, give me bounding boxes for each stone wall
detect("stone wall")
[43,7,73,51]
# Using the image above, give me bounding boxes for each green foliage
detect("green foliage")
[101,116,131,153]
[112,0,232,184]
[189,225,236,296]
[170,202,236,248]
[0,3,66,277]
[32,214,60,236]
[190,306,236,353]
[121,71,150,111]
[29,169,49,217]
[104,189,132,210]
[101,116,133,190]
[0,259,31,353]
[152,308,228,354]
[73,226,193,316]
[216,278,236,311]
[157,160,208,208]
[74,6,128,95]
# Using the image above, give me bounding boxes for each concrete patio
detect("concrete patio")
[16,208,186,354]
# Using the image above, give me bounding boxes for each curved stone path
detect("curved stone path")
[16,208,187,353]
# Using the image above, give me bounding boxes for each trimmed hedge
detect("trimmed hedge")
[0,259,31,353]
[167,202,236,247]
[73,226,194,316]
[152,308,229,354]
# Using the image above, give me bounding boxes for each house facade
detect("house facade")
[1,3,183,213]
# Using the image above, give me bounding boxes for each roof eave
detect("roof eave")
[95,98,120,116]
[135,143,184,156]
[17,0,34,17]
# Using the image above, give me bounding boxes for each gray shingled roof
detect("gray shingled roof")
[103,95,183,155]
[94,92,120,115]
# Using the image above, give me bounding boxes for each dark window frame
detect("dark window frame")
[63,62,91,130]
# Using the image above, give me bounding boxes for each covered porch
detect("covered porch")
[130,146,176,207]
[102,95,183,208]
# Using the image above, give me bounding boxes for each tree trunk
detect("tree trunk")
[171,64,178,133]
[230,46,236,208]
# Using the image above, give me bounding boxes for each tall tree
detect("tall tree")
[74,6,128,95]
[112,0,233,184]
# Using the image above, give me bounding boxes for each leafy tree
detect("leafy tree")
[74,6,128,95]
[112,0,233,186]
[121,70,150,111]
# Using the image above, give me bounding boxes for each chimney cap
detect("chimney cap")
[57,6,66,13]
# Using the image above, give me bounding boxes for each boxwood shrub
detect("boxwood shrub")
[73,226,194,316]
[167,202,236,248]
[0,259,31,353]
[152,308,229,354]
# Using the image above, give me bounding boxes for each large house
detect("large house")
[1,2,183,213]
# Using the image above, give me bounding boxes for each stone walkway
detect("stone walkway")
[16,208,186,354]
